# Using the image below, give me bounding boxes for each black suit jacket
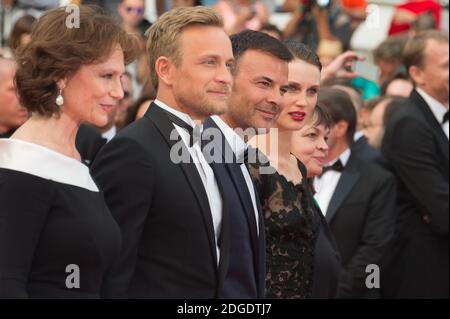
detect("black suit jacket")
[0,130,14,139]
[381,89,449,298]
[351,135,382,165]
[310,194,341,299]
[75,124,106,166]
[203,118,266,298]
[324,152,397,298]
[91,103,230,298]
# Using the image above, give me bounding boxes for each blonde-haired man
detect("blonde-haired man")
[92,6,236,298]
[382,31,449,298]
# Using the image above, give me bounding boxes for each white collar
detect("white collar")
[102,126,117,142]
[416,88,449,124]
[0,139,99,192]
[211,115,248,159]
[354,131,365,142]
[328,148,351,167]
[154,99,202,131]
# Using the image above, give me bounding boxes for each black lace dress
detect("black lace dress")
[248,155,319,299]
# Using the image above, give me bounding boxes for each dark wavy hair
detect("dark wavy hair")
[15,5,140,117]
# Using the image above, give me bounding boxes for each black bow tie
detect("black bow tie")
[161,108,202,147]
[443,111,449,124]
[319,159,345,177]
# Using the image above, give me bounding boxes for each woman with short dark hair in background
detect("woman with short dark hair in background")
[0,5,139,298]
[291,104,341,298]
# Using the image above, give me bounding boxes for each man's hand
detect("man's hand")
[322,51,365,81]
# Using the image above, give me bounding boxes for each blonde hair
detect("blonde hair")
[145,6,223,90]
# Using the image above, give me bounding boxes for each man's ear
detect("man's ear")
[155,56,175,87]
[409,65,423,86]
[335,120,349,139]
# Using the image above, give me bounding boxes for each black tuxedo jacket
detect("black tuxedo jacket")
[310,198,341,299]
[324,153,397,298]
[381,89,449,298]
[351,135,382,165]
[91,104,230,298]
[0,130,14,139]
[75,124,106,166]
[203,118,266,298]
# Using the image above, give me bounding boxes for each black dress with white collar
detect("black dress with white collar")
[0,139,121,298]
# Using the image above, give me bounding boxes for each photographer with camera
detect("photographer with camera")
[283,0,352,55]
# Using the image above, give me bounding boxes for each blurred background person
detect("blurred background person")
[382,30,449,299]
[340,0,367,33]
[321,76,382,165]
[7,14,35,55]
[172,0,203,8]
[373,35,409,87]
[363,95,408,149]
[122,94,154,127]
[388,0,441,36]
[0,55,28,138]
[260,22,283,40]
[314,87,397,298]
[283,0,351,53]
[409,8,439,36]
[114,71,135,130]
[380,72,414,97]
[93,103,118,142]
[214,0,269,34]
[117,0,151,36]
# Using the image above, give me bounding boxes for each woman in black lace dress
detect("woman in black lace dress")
[248,41,339,298]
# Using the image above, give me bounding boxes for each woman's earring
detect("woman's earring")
[56,89,64,106]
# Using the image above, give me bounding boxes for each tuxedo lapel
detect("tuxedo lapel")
[326,156,360,223]
[204,118,259,244]
[204,117,265,298]
[412,90,449,162]
[145,104,219,269]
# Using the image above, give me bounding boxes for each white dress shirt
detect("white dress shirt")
[212,115,260,235]
[313,148,351,215]
[354,131,365,142]
[417,88,449,139]
[101,126,117,143]
[155,99,223,266]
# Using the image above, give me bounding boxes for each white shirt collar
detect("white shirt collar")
[328,148,351,167]
[416,88,449,124]
[211,115,248,159]
[154,99,202,131]
[102,126,117,142]
[354,131,365,142]
[0,139,99,192]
